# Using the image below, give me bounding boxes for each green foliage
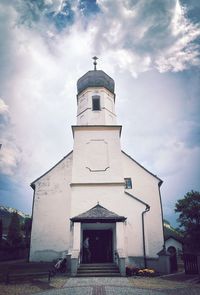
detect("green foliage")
[175,190,200,251]
[7,211,23,248]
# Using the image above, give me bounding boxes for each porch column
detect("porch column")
[116,222,125,250]
[71,222,81,276]
[73,222,81,250]
[116,221,126,276]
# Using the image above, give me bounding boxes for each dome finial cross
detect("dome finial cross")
[92,56,98,70]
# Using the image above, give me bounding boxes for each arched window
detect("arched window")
[92,95,101,111]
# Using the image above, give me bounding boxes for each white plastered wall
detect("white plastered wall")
[121,152,164,258]
[165,238,183,254]
[70,184,146,258]
[71,127,123,184]
[29,153,73,261]
[77,87,117,125]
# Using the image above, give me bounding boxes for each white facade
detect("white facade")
[77,88,117,125]
[164,221,183,256]
[165,238,183,255]
[30,68,165,273]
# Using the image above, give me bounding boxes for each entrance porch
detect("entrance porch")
[70,203,126,276]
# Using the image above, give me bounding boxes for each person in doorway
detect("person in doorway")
[83,237,91,263]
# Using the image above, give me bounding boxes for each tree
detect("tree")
[7,211,23,248]
[21,218,32,248]
[175,190,200,252]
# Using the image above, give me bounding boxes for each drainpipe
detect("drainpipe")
[142,205,150,268]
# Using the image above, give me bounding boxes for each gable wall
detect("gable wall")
[165,238,183,254]
[30,148,164,261]
[30,153,73,261]
[70,184,145,257]
[121,152,164,258]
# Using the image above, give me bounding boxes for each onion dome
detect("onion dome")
[77,70,115,95]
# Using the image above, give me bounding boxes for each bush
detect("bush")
[126,265,139,276]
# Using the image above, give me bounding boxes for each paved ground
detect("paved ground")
[34,277,200,295]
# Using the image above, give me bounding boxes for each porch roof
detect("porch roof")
[70,203,126,223]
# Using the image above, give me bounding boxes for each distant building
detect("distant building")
[164,220,183,272]
[164,219,183,255]
[30,61,167,276]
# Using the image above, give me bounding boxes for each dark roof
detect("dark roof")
[70,203,126,222]
[163,219,170,225]
[164,225,183,243]
[77,70,115,95]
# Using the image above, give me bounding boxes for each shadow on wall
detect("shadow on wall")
[32,250,64,262]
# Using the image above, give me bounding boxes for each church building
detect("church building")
[30,58,166,276]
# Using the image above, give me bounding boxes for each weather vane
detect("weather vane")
[92,56,98,70]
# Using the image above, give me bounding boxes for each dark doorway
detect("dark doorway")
[82,230,113,263]
[168,246,178,273]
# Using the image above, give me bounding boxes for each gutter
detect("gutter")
[124,191,150,268]
[142,205,150,268]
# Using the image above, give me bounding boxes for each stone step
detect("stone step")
[79,265,118,270]
[78,268,120,273]
[80,263,117,267]
[76,263,121,277]
[76,272,121,277]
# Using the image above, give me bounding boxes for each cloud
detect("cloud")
[0,98,22,176]
[2,1,199,75]
[116,69,200,223]
[155,0,200,72]
[0,142,22,176]
[0,0,199,224]
[0,98,9,114]
[0,1,96,185]
[90,0,200,74]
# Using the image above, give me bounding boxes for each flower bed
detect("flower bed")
[126,265,157,277]
[137,268,156,276]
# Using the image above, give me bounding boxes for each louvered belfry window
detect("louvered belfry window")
[92,95,101,111]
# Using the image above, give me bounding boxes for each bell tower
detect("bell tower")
[76,57,117,125]
[71,57,123,190]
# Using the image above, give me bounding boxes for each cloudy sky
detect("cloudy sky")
[0,0,200,227]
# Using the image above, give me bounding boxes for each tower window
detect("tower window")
[92,95,101,111]
[125,178,132,189]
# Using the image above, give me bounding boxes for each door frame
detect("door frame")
[81,222,116,264]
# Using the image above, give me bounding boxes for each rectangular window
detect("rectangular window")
[92,95,100,111]
[125,178,132,189]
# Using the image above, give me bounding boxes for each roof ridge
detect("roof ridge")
[122,150,163,185]
[30,150,73,188]
[71,203,126,222]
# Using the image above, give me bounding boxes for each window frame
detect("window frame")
[124,178,132,189]
[92,95,101,111]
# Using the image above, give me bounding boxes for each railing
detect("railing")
[183,253,199,274]
[115,249,126,276]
